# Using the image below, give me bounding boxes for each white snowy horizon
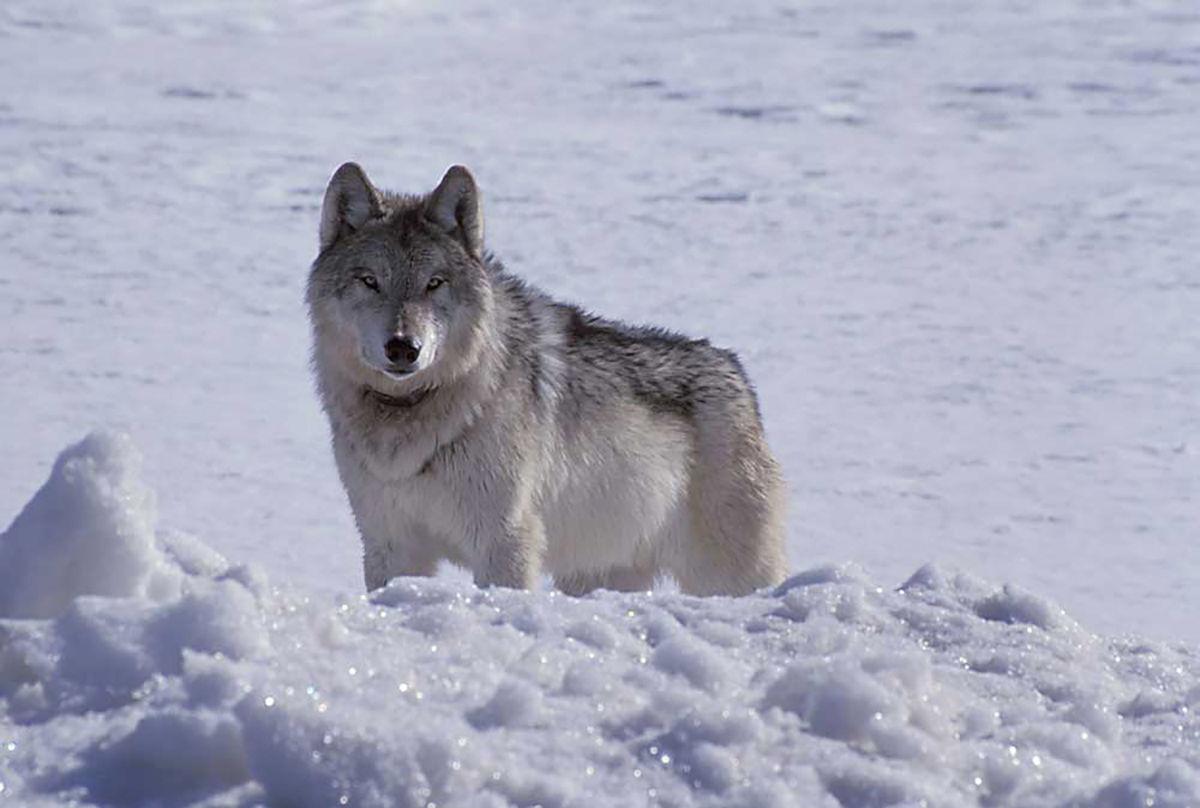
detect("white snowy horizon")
[1,0,1198,804]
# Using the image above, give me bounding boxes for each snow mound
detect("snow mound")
[0,432,166,618]
[1,435,1198,807]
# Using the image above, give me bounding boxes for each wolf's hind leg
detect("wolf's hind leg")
[674,414,788,597]
[363,531,442,592]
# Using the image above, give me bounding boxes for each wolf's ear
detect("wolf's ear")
[425,165,483,259]
[319,163,384,251]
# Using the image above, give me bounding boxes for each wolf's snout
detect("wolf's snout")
[384,335,422,367]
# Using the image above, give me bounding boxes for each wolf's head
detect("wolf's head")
[307,164,494,396]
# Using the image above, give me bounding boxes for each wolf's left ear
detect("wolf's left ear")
[319,162,384,251]
[425,165,483,259]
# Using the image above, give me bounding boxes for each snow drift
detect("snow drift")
[1,433,1197,807]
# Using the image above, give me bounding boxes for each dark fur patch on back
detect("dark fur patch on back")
[558,306,758,419]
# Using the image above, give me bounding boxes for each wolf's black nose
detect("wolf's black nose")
[385,336,422,366]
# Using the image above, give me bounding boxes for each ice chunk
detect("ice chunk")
[763,661,896,742]
[1087,760,1200,808]
[651,635,728,693]
[57,709,249,804]
[467,678,542,729]
[974,584,1068,631]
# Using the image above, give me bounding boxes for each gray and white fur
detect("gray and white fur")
[308,163,788,595]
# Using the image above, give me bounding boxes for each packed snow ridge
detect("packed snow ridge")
[1,433,1197,807]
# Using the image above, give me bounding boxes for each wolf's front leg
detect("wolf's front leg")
[362,533,441,592]
[471,514,544,590]
[363,542,391,592]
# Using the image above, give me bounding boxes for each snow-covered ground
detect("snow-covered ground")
[2,432,1198,806]
[1,0,1198,804]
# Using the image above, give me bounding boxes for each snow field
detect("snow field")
[1,433,1197,806]
[2,0,1198,644]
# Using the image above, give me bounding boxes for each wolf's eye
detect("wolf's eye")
[426,276,446,292]
[357,273,380,292]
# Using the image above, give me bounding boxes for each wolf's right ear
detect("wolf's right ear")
[319,163,384,251]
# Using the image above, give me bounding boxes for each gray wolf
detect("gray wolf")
[307,163,787,595]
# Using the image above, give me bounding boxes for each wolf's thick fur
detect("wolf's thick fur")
[308,164,787,595]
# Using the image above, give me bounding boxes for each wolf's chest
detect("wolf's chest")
[337,423,436,483]
[337,442,463,539]
[332,418,480,539]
